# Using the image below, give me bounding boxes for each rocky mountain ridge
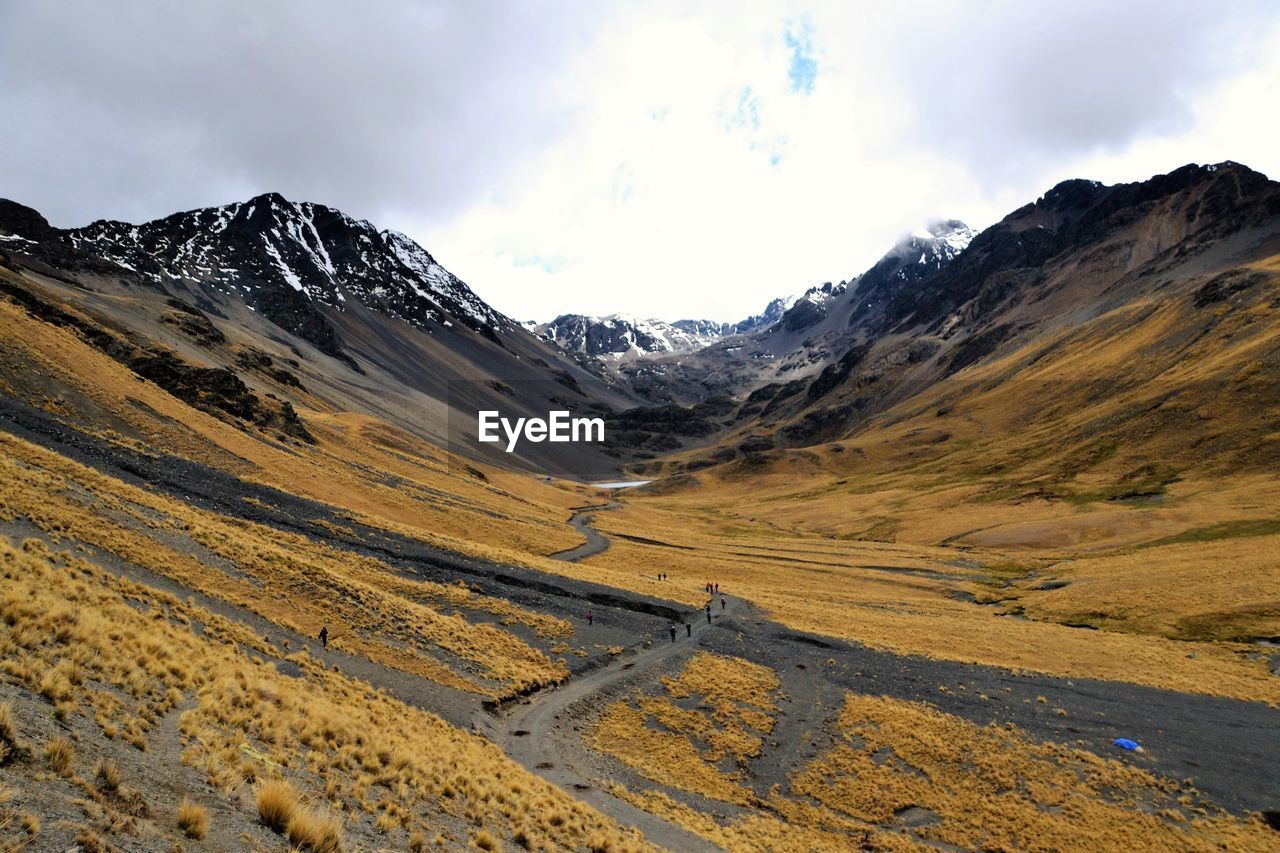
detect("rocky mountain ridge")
[0,193,513,367]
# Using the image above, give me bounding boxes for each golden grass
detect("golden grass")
[594,702,756,806]
[1011,532,1280,641]
[254,779,345,851]
[600,687,1278,851]
[504,478,1278,704]
[42,736,74,777]
[605,784,911,852]
[591,653,781,807]
[0,430,568,699]
[256,779,300,832]
[661,651,778,721]
[0,534,653,852]
[286,804,344,852]
[176,797,208,839]
[0,702,17,764]
[93,759,122,792]
[792,692,1278,851]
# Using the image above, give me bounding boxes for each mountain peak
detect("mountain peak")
[3,193,514,364]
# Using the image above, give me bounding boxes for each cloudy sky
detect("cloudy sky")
[3,1,1278,322]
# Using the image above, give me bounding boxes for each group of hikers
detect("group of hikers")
[312,582,728,654]
[570,577,728,643]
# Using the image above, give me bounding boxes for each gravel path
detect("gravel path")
[475,595,741,852]
[548,503,619,562]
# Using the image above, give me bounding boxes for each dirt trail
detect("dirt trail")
[481,507,735,851]
[477,598,736,852]
[549,502,620,562]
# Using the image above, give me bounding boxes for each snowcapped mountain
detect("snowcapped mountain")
[775,281,848,332]
[843,219,976,332]
[536,296,794,361]
[537,222,977,365]
[536,314,716,358]
[6,192,512,363]
[673,296,792,339]
[895,219,977,274]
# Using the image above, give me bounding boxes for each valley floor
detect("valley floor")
[0,388,1277,851]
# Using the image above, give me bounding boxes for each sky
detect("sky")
[2,1,1278,323]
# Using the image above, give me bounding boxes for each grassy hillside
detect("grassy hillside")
[567,249,1280,702]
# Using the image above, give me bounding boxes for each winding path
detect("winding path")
[548,503,620,562]
[479,504,738,850]
[477,595,739,851]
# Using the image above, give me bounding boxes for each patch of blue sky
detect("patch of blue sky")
[727,86,762,132]
[511,253,571,274]
[784,20,817,94]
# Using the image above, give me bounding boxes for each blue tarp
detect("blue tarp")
[1113,738,1140,751]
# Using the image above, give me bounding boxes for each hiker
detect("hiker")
[714,582,719,594]
[705,603,712,624]
[586,610,593,626]
[686,622,692,637]
[669,624,677,643]
[721,597,726,611]
[319,625,328,649]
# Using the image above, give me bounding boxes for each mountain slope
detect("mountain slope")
[605,219,977,405]
[641,162,1280,478]
[0,194,636,479]
[2,193,513,364]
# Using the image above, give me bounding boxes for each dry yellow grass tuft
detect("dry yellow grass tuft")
[93,759,122,792]
[286,804,344,852]
[255,779,300,833]
[176,798,207,840]
[43,736,74,777]
[0,702,18,764]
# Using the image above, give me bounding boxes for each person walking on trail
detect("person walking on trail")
[686,622,692,637]
[319,625,328,650]
[586,610,593,626]
[705,603,712,624]
[714,582,719,594]
[721,597,726,611]
[669,624,677,643]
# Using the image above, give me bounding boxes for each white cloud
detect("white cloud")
[3,0,1277,324]
[414,0,1280,322]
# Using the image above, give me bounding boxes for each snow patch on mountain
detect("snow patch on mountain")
[537,295,794,360]
[61,193,510,336]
